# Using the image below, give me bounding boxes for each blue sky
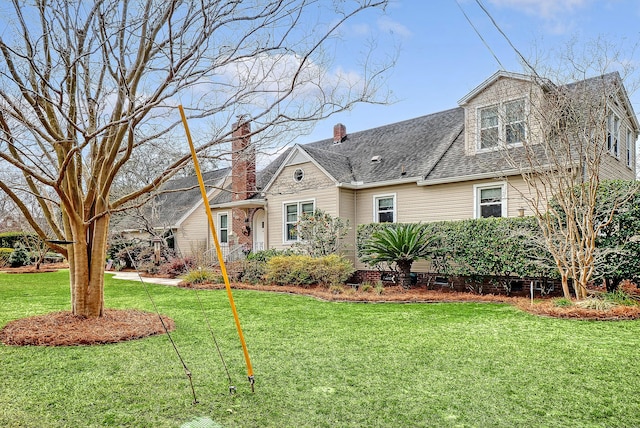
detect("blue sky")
[293,0,640,146]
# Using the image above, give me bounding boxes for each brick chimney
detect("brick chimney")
[231,117,255,201]
[333,123,347,144]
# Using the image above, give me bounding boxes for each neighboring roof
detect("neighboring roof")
[113,167,230,231]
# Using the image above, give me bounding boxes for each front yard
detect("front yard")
[1,270,640,427]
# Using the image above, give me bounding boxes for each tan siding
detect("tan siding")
[352,176,537,270]
[268,162,335,196]
[266,161,338,249]
[175,204,209,257]
[174,197,230,258]
[338,188,357,263]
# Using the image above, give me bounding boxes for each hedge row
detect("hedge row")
[0,232,36,249]
[357,217,557,283]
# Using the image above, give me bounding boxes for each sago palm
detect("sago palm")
[361,223,439,288]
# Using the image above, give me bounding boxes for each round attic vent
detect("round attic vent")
[293,168,304,182]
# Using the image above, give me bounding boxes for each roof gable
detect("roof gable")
[458,70,551,106]
[262,145,340,193]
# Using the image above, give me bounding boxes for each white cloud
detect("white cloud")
[488,0,589,19]
[377,16,411,38]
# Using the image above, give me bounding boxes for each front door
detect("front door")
[252,209,265,251]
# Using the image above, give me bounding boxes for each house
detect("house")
[121,71,638,273]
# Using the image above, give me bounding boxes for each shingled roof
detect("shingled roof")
[259,107,466,190]
[132,71,634,217]
[113,167,231,231]
[262,71,637,191]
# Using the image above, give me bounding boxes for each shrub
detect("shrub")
[553,297,573,307]
[239,259,267,284]
[240,249,297,284]
[312,254,355,286]
[159,257,196,277]
[9,245,30,267]
[575,297,616,311]
[292,209,350,256]
[329,284,344,294]
[139,262,160,275]
[265,254,354,287]
[603,290,638,306]
[246,248,294,263]
[0,248,13,267]
[0,232,29,249]
[374,281,385,295]
[359,283,373,293]
[182,267,220,285]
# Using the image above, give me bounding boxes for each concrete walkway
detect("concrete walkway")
[107,270,183,286]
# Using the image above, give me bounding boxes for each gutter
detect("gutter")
[212,199,267,209]
[337,176,423,189]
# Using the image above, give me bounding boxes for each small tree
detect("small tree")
[360,223,439,289]
[293,209,350,257]
[9,244,30,268]
[497,49,640,299]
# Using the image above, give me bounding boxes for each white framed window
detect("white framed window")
[283,200,314,242]
[477,98,526,150]
[373,194,396,223]
[607,112,620,158]
[473,183,507,218]
[627,128,634,168]
[293,168,304,182]
[218,213,229,244]
[480,106,499,149]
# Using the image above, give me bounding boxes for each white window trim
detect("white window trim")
[607,111,621,158]
[476,97,527,152]
[293,168,304,182]
[626,128,634,168]
[282,199,315,244]
[473,183,507,219]
[217,212,229,245]
[373,193,397,223]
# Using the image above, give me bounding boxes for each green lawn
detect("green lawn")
[1,271,640,427]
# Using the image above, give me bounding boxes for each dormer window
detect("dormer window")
[478,98,526,150]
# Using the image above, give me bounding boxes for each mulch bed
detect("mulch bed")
[179,281,640,321]
[0,309,175,346]
[1,262,69,274]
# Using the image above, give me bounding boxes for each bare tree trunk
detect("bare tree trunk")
[68,215,109,317]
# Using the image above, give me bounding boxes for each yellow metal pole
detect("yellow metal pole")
[178,105,255,391]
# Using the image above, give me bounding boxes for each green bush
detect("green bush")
[0,247,13,267]
[182,267,220,284]
[9,245,30,267]
[239,259,267,284]
[246,248,295,262]
[0,232,30,249]
[265,254,354,287]
[603,290,638,306]
[553,297,573,307]
[357,217,557,293]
